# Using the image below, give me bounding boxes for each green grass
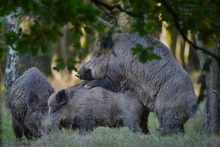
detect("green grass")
[1,92,220,147]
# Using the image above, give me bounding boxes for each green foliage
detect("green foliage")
[53,57,78,72]
[132,44,161,63]
[0,47,7,60]
[157,0,220,47]
[127,0,220,47]
[0,0,102,71]
[129,0,163,35]
[0,0,219,69]
[52,58,65,71]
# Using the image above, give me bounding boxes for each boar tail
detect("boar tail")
[189,103,198,118]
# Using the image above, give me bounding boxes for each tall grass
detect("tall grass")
[1,92,220,147]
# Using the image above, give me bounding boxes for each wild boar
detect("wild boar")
[76,33,198,135]
[45,82,149,134]
[7,67,54,139]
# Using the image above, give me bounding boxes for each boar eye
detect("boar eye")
[40,110,46,114]
[83,68,91,74]
[50,108,56,113]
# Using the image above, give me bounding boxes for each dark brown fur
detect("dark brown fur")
[45,82,149,134]
[77,33,198,135]
[8,67,54,139]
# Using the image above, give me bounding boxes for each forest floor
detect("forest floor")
[1,72,220,147]
[1,92,220,147]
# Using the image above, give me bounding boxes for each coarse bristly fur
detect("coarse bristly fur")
[8,67,54,139]
[77,33,198,135]
[45,81,149,135]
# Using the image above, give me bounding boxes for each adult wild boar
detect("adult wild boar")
[8,67,54,139]
[45,82,149,134]
[76,33,198,134]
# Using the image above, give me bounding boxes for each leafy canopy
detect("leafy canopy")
[0,0,219,70]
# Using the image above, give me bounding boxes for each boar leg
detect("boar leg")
[76,119,93,135]
[12,119,23,139]
[157,110,184,135]
[122,116,142,133]
[124,120,142,133]
[139,109,150,134]
[12,116,33,140]
[159,123,184,135]
[23,129,33,140]
[84,78,120,92]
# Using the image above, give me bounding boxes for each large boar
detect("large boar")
[76,33,198,135]
[45,82,149,134]
[8,67,54,139]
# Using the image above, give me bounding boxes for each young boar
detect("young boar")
[45,82,149,134]
[7,67,54,139]
[76,33,198,135]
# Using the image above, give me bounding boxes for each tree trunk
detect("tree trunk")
[170,28,178,58]
[187,45,200,72]
[4,10,21,103]
[204,41,220,133]
[4,49,19,99]
[180,39,186,69]
[195,35,220,133]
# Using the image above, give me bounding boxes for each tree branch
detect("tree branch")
[91,0,220,64]
[97,16,114,28]
[91,0,141,17]
[160,0,220,64]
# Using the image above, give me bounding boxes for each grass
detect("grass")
[0,94,219,147]
[1,92,220,147]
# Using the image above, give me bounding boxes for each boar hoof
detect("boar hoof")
[77,120,93,135]
[12,124,23,140]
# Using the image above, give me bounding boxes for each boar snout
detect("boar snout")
[44,121,60,134]
[76,67,93,80]
[75,73,80,78]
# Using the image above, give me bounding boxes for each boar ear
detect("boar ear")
[100,35,113,53]
[27,91,39,108]
[55,89,68,106]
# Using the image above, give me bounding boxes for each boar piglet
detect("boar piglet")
[8,67,54,139]
[45,82,149,135]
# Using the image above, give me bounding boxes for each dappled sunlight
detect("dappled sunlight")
[175,33,184,65]
[48,53,94,90]
[48,65,81,91]
[190,71,201,97]
[160,22,171,49]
